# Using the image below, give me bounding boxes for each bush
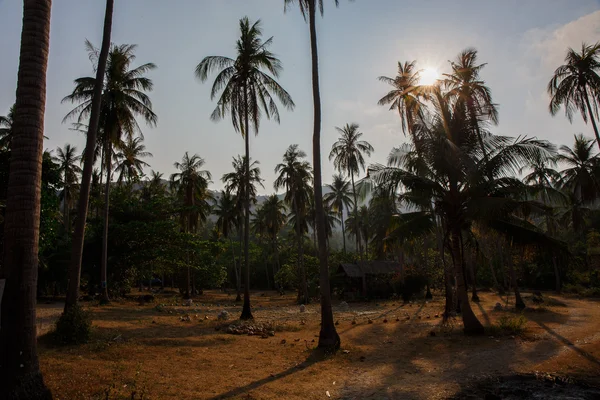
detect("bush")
[494,314,527,335]
[54,304,92,344]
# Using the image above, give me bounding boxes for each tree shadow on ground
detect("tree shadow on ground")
[205,349,325,399]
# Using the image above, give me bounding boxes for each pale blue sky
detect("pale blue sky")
[1,0,599,192]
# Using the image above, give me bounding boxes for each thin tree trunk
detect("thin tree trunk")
[350,172,360,258]
[235,227,242,302]
[0,1,53,397]
[552,255,561,293]
[64,189,70,233]
[294,197,308,304]
[583,90,600,151]
[451,228,484,335]
[511,244,526,310]
[229,238,239,295]
[341,206,346,253]
[99,139,111,303]
[308,0,340,352]
[65,0,113,311]
[240,84,253,320]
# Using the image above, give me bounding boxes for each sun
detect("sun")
[419,67,440,86]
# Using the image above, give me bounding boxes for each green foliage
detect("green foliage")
[54,305,92,345]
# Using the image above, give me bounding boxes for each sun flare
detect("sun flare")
[420,67,440,86]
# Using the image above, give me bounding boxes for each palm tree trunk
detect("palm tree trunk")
[64,189,70,233]
[240,84,253,320]
[0,1,53,397]
[450,228,484,335]
[100,139,112,304]
[341,206,346,253]
[583,90,600,151]
[235,228,242,301]
[350,172,361,258]
[308,0,340,352]
[511,244,526,310]
[294,197,308,304]
[65,0,113,312]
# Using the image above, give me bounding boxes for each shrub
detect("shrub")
[495,314,527,335]
[54,304,92,344]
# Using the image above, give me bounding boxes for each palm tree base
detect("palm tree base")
[3,372,53,400]
[463,325,485,336]
[239,306,253,320]
[317,330,341,353]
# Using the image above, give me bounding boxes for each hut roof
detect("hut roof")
[338,261,402,278]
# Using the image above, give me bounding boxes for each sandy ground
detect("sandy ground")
[36,290,600,399]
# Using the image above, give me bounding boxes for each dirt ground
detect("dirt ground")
[36,290,600,399]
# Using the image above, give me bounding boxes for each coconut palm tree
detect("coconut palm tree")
[329,123,374,258]
[274,144,313,304]
[196,17,294,320]
[443,48,498,160]
[0,104,15,151]
[284,0,345,351]
[323,174,353,252]
[54,144,82,233]
[114,137,152,184]
[377,61,425,135]
[557,134,600,230]
[63,41,157,303]
[369,81,555,334]
[548,42,600,149]
[0,1,53,396]
[170,152,212,298]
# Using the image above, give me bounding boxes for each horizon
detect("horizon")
[1,0,599,194]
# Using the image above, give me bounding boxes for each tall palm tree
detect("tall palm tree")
[196,17,294,320]
[63,42,157,303]
[114,137,152,184]
[64,0,114,312]
[443,48,498,160]
[0,1,53,396]
[170,152,212,299]
[548,42,600,149]
[377,61,425,135]
[54,144,82,233]
[284,0,344,352]
[329,123,374,258]
[0,104,15,151]
[323,174,353,252]
[275,144,313,304]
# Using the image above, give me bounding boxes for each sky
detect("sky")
[1,0,599,194]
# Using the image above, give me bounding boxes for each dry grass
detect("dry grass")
[37,290,600,399]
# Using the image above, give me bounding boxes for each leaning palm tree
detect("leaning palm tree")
[377,61,425,135]
[285,0,347,352]
[323,174,353,252]
[63,41,157,303]
[113,137,152,184]
[170,152,212,299]
[548,42,600,149]
[0,1,53,396]
[54,144,82,233]
[329,123,373,258]
[196,17,294,320]
[275,144,313,304]
[0,104,15,151]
